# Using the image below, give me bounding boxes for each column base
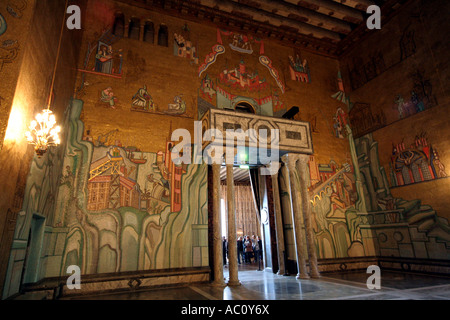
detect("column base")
[277,270,289,276]
[211,280,227,287]
[296,273,310,280]
[227,280,241,286]
[310,272,321,279]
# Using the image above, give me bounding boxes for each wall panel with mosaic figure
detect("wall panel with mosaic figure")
[308,156,364,259]
[130,84,189,117]
[389,133,446,188]
[78,29,123,79]
[392,69,438,121]
[0,39,20,73]
[308,76,450,261]
[355,133,450,260]
[173,24,198,65]
[305,130,450,261]
[196,28,288,119]
[288,54,310,84]
[349,102,386,139]
[50,99,208,277]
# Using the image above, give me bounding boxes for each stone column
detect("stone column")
[281,154,309,279]
[271,163,287,276]
[296,155,320,278]
[124,20,130,38]
[226,164,240,286]
[139,23,145,42]
[211,163,225,286]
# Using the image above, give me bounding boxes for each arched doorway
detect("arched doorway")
[21,214,45,287]
[235,101,256,114]
[218,165,276,276]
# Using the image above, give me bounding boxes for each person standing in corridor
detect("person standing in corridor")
[237,236,244,264]
[222,236,228,266]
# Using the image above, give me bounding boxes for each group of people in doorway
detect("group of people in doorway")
[222,235,263,265]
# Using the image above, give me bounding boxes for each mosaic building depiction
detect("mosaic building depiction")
[389,134,446,187]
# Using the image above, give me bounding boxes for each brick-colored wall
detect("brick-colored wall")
[7,0,450,296]
[76,0,347,162]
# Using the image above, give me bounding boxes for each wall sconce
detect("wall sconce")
[25,109,61,157]
[25,0,68,157]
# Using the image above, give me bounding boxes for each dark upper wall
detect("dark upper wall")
[339,0,450,220]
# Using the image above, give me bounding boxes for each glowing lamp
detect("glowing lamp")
[25,109,61,157]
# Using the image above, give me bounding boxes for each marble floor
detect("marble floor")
[55,263,450,301]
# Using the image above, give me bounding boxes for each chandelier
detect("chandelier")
[25,1,68,157]
[25,109,61,157]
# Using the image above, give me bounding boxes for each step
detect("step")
[437,216,449,227]
[407,210,436,225]
[417,219,435,233]
[419,205,433,211]
[396,199,421,215]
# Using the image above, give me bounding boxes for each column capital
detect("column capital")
[296,153,310,165]
[295,154,311,178]
[206,148,224,165]
[262,161,280,177]
[281,153,300,170]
